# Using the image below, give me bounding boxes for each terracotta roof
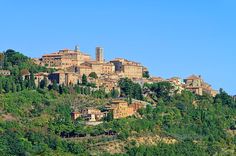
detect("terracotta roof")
[43,53,62,57]
[35,72,49,76]
[170,77,181,80]
[79,65,92,69]
[186,75,201,80]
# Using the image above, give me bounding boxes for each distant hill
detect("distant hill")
[0,49,236,155]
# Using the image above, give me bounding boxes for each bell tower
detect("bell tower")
[96,47,104,63]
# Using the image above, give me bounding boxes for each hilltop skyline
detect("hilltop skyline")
[0,0,236,94]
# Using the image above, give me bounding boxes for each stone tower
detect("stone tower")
[96,47,104,63]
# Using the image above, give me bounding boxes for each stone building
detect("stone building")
[109,100,135,119]
[0,70,11,76]
[150,77,165,83]
[48,71,79,86]
[184,75,204,95]
[184,75,217,96]
[110,58,143,79]
[98,78,119,93]
[34,72,49,87]
[71,112,81,120]
[96,47,104,63]
[39,46,91,69]
[79,61,115,76]
[167,77,184,93]
[80,108,104,122]
[78,65,92,76]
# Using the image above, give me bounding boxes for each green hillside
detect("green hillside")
[0,50,236,156]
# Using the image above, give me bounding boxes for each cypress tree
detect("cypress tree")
[11,82,16,93]
[0,80,2,94]
[59,85,63,94]
[52,80,58,91]
[4,80,10,93]
[16,84,21,92]
[82,74,88,86]
[30,72,36,89]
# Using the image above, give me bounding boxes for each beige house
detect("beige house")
[110,58,143,79]
[80,108,104,122]
[108,100,135,119]
[34,72,49,87]
[0,70,11,76]
[184,75,218,96]
[39,46,91,69]
[48,70,79,86]
[80,61,115,76]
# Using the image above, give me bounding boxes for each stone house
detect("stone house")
[48,71,79,86]
[80,108,104,122]
[110,58,144,79]
[184,75,218,96]
[0,70,11,76]
[34,72,49,87]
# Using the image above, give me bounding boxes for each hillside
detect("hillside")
[0,50,236,155]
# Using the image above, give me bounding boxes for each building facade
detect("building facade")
[0,70,10,76]
[96,47,104,63]
[110,58,143,79]
[109,100,135,119]
[48,71,79,86]
[184,75,217,96]
[40,47,91,69]
[34,72,49,87]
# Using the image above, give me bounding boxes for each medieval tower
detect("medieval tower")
[96,47,104,63]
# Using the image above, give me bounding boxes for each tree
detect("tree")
[29,72,36,89]
[143,71,150,78]
[82,74,88,85]
[11,82,16,93]
[4,80,11,93]
[89,72,98,79]
[16,84,21,92]
[214,88,235,108]
[104,111,113,122]
[39,77,47,89]
[111,88,119,98]
[0,80,2,94]
[132,83,143,100]
[118,78,143,100]
[59,85,63,94]
[52,80,59,91]
[144,82,174,102]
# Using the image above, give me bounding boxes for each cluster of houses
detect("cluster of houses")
[33,46,146,79]
[133,75,218,97]
[71,99,145,124]
[1,45,219,97]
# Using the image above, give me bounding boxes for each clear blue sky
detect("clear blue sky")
[0,0,235,95]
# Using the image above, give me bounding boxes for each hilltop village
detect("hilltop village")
[0,46,218,122]
[1,47,236,156]
[30,45,218,97]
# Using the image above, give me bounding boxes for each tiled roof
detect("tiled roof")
[186,75,201,80]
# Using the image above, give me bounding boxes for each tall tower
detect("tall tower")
[96,47,104,63]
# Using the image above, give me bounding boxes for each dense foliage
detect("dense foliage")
[118,78,143,102]
[0,49,54,94]
[1,49,236,155]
